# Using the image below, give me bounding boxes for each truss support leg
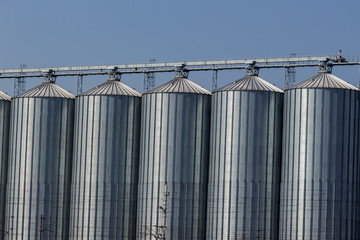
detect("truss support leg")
[14,77,26,96]
[284,53,296,89]
[143,59,156,93]
[14,78,19,96]
[77,75,83,95]
[143,73,149,93]
[143,72,156,93]
[212,70,218,91]
[19,77,25,94]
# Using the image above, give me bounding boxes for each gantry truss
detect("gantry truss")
[1,54,360,91]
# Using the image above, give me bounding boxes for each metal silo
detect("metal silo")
[0,91,10,240]
[5,79,75,240]
[279,69,360,239]
[69,77,141,239]
[136,75,211,240]
[206,71,284,240]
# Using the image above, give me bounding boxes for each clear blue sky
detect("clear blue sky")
[1,0,360,95]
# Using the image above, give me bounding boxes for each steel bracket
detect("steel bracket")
[246,62,259,76]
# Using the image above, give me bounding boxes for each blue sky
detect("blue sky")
[1,0,360,95]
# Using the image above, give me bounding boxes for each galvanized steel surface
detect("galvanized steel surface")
[207,87,283,240]
[0,98,10,240]
[0,91,11,101]
[279,87,360,239]
[145,76,211,95]
[15,81,75,99]
[216,74,284,93]
[5,84,74,239]
[289,72,358,90]
[137,88,211,239]
[79,78,142,97]
[69,90,141,239]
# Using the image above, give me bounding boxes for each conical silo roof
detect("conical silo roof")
[144,76,211,95]
[14,81,74,99]
[216,73,283,93]
[79,78,141,97]
[0,90,11,101]
[289,72,358,90]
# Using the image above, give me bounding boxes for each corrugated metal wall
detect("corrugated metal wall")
[279,73,360,239]
[5,82,74,240]
[0,93,11,240]
[136,77,211,239]
[207,75,283,240]
[1,70,360,239]
[69,79,141,239]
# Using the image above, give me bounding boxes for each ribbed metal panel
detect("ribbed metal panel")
[79,78,142,97]
[289,72,358,90]
[69,79,141,239]
[0,95,10,240]
[279,74,360,239]
[207,76,283,240]
[5,82,74,240]
[16,81,75,98]
[0,91,11,101]
[145,76,211,95]
[217,74,283,93]
[137,77,211,239]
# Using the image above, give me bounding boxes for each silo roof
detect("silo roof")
[15,81,75,99]
[0,91,11,101]
[289,72,358,90]
[79,78,141,97]
[216,74,283,93]
[144,77,211,95]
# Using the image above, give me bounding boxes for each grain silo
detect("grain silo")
[279,69,360,239]
[206,71,283,240]
[136,75,211,240]
[4,79,75,239]
[69,77,141,239]
[0,91,10,240]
